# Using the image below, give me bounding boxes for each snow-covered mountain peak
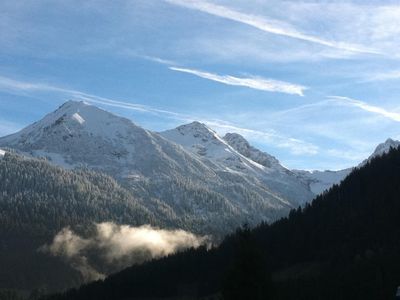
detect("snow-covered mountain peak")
[49,100,137,133]
[57,99,89,112]
[223,133,250,149]
[162,123,314,205]
[160,121,236,160]
[370,138,400,159]
[223,132,282,169]
[293,138,400,196]
[356,137,400,168]
[171,121,219,141]
[0,100,218,180]
[0,100,147,148]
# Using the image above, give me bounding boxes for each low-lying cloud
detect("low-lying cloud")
[41,222,208,282]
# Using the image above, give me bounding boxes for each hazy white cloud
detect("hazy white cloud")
[42,227,103,281]
[329,96,400,122]
[165,0,379,55]
[170,67,307,96]
[42,222,208,282]
[326,148,370,163]
[364,70,400,82]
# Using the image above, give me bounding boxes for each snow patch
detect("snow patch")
[72,113,85,125]
[0,149,5,157]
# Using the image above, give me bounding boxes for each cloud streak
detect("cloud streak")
[165,0,379,55]
[0,74,317,155]
[41,222,208,282]
[170,67,307,96]
[0,75,189,120]
[329,96,400,122]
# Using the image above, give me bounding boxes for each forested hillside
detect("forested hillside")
[44,147,400,300]
[0,152,158,291]
[0,149,285,294]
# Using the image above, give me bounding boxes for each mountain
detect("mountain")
[161,122,313,205]
[292,168,352,195]
[223,132,283,170]
[0,101,311,237]
[362,137,400,164]
[222,132,352,196]
[44,147,400,300]
[0,100,212,179]
[293,138,400,195]
[222,132,335,200]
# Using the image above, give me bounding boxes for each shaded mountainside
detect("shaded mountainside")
[45,147,400,300]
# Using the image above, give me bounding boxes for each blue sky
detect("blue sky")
[1,0,400,170]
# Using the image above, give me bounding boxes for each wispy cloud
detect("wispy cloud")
[0,75,315,155]
[363,70,400,82]
[118,50,177,66]
[329,96,400,122]
[0,76,64,93]
[170,67,307,96]
[140,55,176,66]
[0,75,190,120]
[165,0,379,55]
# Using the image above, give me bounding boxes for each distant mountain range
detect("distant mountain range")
[0,101,398,236]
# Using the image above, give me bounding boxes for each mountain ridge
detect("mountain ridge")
[0,101,311,236]
[1,100,398,233]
